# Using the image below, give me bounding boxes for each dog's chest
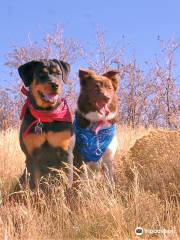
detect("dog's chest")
[21,111,73,156]
[23,130,72,155]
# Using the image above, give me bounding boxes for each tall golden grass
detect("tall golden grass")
[0,127,179,240]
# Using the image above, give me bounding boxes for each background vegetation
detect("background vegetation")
[0,26,180,130]
[0,26,179,239]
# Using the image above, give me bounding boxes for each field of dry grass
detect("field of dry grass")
[0,127,179,240]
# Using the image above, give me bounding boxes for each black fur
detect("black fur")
[18,103,73,191]
[18,59,70,86]
[16,59,72,191]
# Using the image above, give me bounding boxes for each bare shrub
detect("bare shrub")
[83,30,124,74]
[150,38,180,129]
[1,28,180,129]
[119,59,154,128]
[0,89,18,130]
[5,25,82,68]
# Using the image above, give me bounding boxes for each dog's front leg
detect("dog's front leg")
[102,150,114,189]
[14,156,37,191]
[80,161,101,185]
[28,160,40,191]
[102,135,118,191]
[66,135,75,188]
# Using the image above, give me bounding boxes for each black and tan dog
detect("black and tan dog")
[73,69,119,189]
[17,59,75,191]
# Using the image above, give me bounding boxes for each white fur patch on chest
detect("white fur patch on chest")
[80,110,117,122]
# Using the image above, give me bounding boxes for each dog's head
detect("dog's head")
[79,69,119,114]
[18,59,70,108]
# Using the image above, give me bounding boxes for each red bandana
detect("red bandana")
[20,86,72,139]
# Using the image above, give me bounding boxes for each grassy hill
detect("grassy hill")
[0,127,179,239]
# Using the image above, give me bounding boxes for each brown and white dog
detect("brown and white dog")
[73,69,119,189]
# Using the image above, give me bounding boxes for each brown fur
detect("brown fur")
[74,69,119,189]
[77,69,119,128]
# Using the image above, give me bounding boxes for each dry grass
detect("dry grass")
[0,129,24,195]
[0,127,179,240]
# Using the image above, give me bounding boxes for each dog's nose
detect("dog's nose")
[51,82,58,90]
[102,95,110,102]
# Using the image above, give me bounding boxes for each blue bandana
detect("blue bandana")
[73,116,116,162]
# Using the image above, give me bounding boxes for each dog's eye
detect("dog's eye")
[96,83,101,87]
[94,85,99,90]
[104,84,112,90]
[52,71,62,76]
[42,68,48,73]
[38,71,47,77]
[38,68,49,76]
[56,71,62,75]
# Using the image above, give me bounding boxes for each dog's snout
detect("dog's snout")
[102,95,110,102]
[51,82,59,90]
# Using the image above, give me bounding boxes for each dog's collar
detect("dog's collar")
[20,86,72,138]
[76,109,116,134]
[73,114,116,161]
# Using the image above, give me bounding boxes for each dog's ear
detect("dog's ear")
[103,70,119,91]
[52,59,70,84]
[79,69,95,86]
[18,61,38,87]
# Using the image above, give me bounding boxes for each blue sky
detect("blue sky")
[0,0,180,85]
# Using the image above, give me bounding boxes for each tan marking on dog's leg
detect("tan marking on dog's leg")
[47,131,71,151]
[23,133,46,155]
[33,164,41,191]
[66,135,75,188]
